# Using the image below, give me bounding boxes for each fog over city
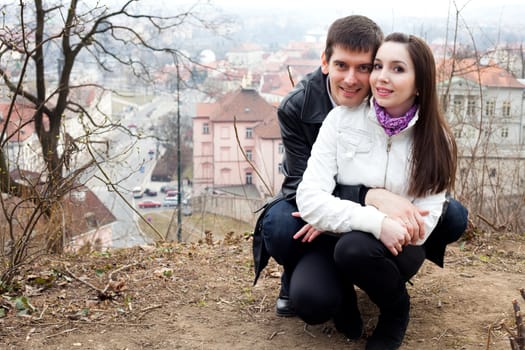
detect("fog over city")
[117,0,524,55]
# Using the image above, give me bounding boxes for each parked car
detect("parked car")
[165,190,178,198]
[160,185,177,193]
[138,200,161,208]
[163,197,178,207]
[132,186,143,198]
[144,188,158,196]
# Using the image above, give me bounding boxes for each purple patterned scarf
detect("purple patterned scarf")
[373,99,418,136]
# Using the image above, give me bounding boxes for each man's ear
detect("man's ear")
[321,51,329,74]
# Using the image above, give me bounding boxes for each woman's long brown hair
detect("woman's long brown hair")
[384,33,457,197]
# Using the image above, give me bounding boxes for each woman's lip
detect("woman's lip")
[375,87,391,96]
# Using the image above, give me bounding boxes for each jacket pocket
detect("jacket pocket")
[337,128,373,158]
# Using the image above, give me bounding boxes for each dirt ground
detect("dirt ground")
[1,230,524,350]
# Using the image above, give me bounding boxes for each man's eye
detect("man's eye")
[359,64,373,73]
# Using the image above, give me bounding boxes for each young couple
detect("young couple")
[252,15,468,350]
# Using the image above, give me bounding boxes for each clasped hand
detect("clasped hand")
[291,189,428,255]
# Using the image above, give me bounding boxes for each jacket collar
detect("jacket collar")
[300,67,333,123]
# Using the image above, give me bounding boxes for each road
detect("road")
[84,98,179,248]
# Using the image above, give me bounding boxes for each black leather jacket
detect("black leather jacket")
[278,67,335,199]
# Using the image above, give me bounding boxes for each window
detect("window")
[484,99,495,117]
[467,98,476,117]
[489,168,496,178]
[203,163,213,178]
[245,149,253,161]
[278,143,284,154]
[502,101,511,117]
[245,172,253,184]
[454,129,462,139]
[453,95,463,116]
[245,127,253,139]
[278,163,283,174]
[501,128,509,138]
[202,123,209,134]
[84,212,98,228]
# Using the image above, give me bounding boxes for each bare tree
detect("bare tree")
[0,0,229,287]
[439,1,525,233]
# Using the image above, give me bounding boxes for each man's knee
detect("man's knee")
[261,199,303,258]
[438,198,469,243]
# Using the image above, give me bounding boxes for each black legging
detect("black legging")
[335,231,425,308]
[289,231,425,324]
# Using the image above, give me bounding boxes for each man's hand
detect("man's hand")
[291,212,323,242]
[366,188,428,244]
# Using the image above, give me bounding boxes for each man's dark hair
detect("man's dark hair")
[324,15,384,62]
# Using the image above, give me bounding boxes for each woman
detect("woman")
[295,33,457,350]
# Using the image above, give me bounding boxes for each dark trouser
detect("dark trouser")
[288,237,354,325]
[289,231,425,325]
[261,196,466,293]
[261,198,306,296]
[334,231,425,308]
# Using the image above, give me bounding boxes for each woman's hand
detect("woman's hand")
[366,188,428,244]
[379,216,412,256]
[291,212,323,242]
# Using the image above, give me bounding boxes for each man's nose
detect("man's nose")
[344,68,357,84]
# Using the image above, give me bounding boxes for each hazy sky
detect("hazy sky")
[210,0,524,22]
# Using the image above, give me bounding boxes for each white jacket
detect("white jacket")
[296,100,445,245]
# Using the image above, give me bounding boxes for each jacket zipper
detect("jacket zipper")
[383,137,392,187]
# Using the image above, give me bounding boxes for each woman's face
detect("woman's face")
[370,41,417,117]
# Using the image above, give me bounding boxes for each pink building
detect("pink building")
[193,88,283,199]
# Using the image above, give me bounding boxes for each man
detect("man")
[252,14,468,332]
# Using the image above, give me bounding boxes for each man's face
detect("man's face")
[321,45,374,108]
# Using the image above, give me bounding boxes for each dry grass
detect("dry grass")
[138,209,253,243]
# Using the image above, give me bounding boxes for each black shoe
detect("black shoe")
[365,294,410,350]
[334,310,363,340]
[275,296,296,317]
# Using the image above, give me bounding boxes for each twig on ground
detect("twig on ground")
[35,304,48,320]
[63,263,139,300]
[303,323,316,338]
[25,327,36,341]
[63,266,104,295]
[136,304,163,321]
[268,330,285,340]
[257,295,267,313]
[45,328,78,339]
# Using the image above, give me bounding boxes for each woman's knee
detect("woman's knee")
[334,231,382,266]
